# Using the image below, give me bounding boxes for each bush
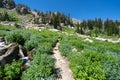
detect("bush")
[21,30,58,80]
[0,66,4,78]
[6,30,26,45]
[0,60,23,80]
[22,42,56,80]
[24,35,43,50]
[103,59,120,80]
[1,28,59,80]
[0,10,18,21]
[21,54,55,80]
[36,43,52,54]
[70,51,108,80]
[59,35,120,80]
[0,25,17,30]
[59,43,72,57]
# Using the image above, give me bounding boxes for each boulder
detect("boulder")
[0,43,15,55]
[0,37,5,42]
[21,57,30,70]
[15,23,22,28]
[18,45,27,58]
[0,47,7,56]
[0,42,6,48]
[0,42,34,70]
[0,44,19,66]
[84,38,93,43]
[27,48,35,61]
[0,37,6,55]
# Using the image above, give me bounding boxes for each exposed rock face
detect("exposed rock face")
[20,7,30,14]
[72,18,81,24]
[16,4,31,15]
[0,0,16,9]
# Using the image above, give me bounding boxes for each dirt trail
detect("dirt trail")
[53,42,74,80]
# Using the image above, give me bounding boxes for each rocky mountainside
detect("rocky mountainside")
[72,18,81,24]
[0,0,77,30]
[0,0,16,9]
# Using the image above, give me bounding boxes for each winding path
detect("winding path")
[53,42,74,80]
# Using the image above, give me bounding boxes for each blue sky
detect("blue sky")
[14,0,120,21]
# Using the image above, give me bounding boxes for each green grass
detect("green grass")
[1,23,120,80]
[64,26,75,34]
[0,25,17,37]
[59,35,120,80]
[0,25,17,30]
[0,26,59,80]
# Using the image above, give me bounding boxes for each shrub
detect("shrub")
[0,25,17,30]
[24,35,43,50]
[6,30,26,45]
[0,60,23,80]
[21,30,58,80]
[59,35,120,80]
[0,10,18,21]
[1,28,59,80]
[36,43,52,54]
[21,54,55,80]
[0,66,4,78]
[59,43,71,57]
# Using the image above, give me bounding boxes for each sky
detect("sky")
[14,0,120,21]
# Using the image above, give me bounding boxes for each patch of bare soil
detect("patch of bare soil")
[53,42,74,80]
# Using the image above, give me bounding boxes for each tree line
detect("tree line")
[33,10,73,29]
[76,18,120,36]
[0,0,73,29]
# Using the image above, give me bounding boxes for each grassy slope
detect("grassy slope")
[0,25,59,80]
[59,34,120,80]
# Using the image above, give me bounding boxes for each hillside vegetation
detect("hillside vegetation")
[0,0,120,80]
[59,35,120,80]
[0,25,59,80]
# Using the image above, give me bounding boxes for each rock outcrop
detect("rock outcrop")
[0,40,35,70]
[15,4,31,15]
[0,0,16,9]
[0,37,5,42]
[27,48,35,61]
[0,21,16,26]
[0,43,24,65]
[72,18,81,24]
[0,43,19,66]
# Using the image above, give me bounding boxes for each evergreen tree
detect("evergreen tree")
[87,20,95,30]
[97,18,102,32]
